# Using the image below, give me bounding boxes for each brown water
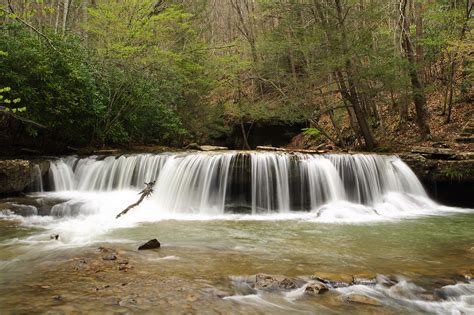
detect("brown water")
[0,212,473,314]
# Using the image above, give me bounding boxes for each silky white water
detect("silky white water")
[8,151,460,244]
[47,152,429,213]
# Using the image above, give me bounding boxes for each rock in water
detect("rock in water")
[138,239,161,250]
[255,274,298,290]
[103,255,117,261]
[305,281,329,295]
[345,294,381,306]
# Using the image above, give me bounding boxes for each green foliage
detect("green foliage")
[301,128,321,139]
[0,1,208,147]
[0,0,471,150]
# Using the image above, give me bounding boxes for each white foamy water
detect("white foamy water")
[1,152,466,245]
[46,152,429,213]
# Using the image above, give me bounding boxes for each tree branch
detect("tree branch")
[0,6,59,53]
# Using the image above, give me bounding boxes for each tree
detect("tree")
[399,0,431,139]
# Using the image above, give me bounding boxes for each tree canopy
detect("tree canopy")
[0,0,472,152]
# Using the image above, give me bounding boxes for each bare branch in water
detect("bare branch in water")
[116,181,156,219]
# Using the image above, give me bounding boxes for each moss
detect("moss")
[441,166,474,180]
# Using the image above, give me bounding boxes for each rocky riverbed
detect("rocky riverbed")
[1,215,473,314]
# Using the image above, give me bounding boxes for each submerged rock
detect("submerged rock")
[255,274,298,290]
[345,294,381,306]
[103,255,117,261]
[138,239,161,250]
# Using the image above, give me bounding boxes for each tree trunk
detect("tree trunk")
[400,0,431,139]
[333,0,376,149]
[414,1,424,78]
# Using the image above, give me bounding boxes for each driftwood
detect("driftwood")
[256,146,328,154]
[116,181,156,219]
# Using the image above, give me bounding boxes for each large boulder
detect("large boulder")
[0,159,49,195]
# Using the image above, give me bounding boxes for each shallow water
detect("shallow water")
[0,193,473,314]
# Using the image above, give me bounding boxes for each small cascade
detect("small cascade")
[48,154,170,191]
[27,164,44,192]
[47,152,428,215]
[49,158,75,191]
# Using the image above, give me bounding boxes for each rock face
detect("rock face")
[400,150,474,182]
[399,150,474,207]
[0,159,49,195]
[138,239,161,250]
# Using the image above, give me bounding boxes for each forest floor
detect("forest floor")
[289,91,473,153]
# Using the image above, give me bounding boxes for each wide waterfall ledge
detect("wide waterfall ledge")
[37,152,470,225]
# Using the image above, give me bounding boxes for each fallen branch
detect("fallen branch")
[116,181,156,219]
[0,106,47,129]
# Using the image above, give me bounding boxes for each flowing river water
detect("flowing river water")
[0,152,473,314]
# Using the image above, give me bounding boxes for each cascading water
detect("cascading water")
[45,152,436,219]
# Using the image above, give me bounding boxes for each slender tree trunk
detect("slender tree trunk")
[445,61,456,123]
[54,0,61,34]
[62,0,71,35]
[414,1,424,80]
[320,88,344,146]
[400,0,431,139]
[334,0,375,149]
[444,1,472,123]
[399,84,409,125]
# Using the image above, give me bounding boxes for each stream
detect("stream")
[0,152,473,314]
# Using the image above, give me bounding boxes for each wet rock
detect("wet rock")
[97,247,116,254]
[0,159,49,195]
[411,147,456,159]
[138,239,160,250]
[351,273,377,286]
[304,281,329,295]
[8,203,38,216]
[457,266,474,280]
[205,288,231,298]
[199,145,228,151]
[184,143,201,150]
[312,272,352,288]
[345,294,381,306]
[103,255,117,261]
[255,274,298,290]
[118,263,132,271]
[119,296,138,306]
[434,278,456,286]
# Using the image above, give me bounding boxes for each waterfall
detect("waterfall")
[48,154,170,191]
[27,164,44,192]
[47,152,427,215]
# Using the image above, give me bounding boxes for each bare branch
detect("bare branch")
[0,7,59,53]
